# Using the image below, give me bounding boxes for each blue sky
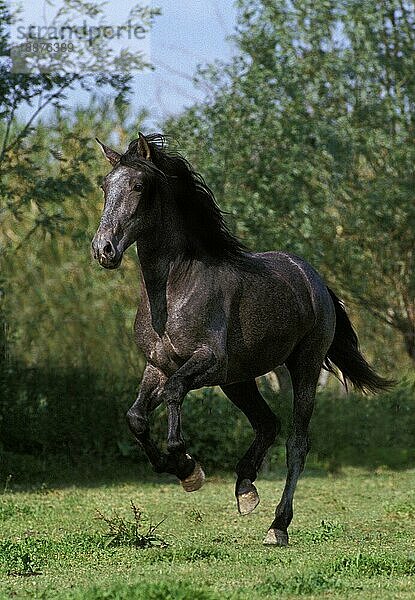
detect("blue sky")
[137,0,238,127]
[12,0,238,128]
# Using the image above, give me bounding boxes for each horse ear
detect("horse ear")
[95,138,121,165]
[138,132,151,161]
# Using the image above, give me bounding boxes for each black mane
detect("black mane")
[120,134,249,262]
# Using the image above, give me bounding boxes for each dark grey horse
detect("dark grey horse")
[92,133,392,546]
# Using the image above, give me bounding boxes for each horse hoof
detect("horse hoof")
[263,528,289,546]
[236,479,260,515]
[180,461,205,492]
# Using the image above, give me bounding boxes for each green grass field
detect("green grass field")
[1,465,414,599]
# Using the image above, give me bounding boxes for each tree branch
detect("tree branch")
[1,75,78,160]
[0,97,17,164]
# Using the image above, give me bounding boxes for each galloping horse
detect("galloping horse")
[92,133,391,546]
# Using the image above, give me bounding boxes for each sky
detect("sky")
[135,0,238,127]
[11,0,239,128]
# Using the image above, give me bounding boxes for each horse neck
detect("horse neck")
[135,189,194,335]
[135,189,188,290]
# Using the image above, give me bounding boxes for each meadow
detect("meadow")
[1,465,414,599]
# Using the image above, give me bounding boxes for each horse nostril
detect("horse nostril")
[103,241,115,258]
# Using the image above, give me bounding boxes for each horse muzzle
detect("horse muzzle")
[91,233,123,270]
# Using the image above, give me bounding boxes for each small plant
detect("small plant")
[3,474,12,494]
[186,508,204,524]
[332,551,415,577]
[7,551,42,577]
[96,501,168,549]
[306,520,345,543]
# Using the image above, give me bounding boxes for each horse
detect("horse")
[91,132,392,546]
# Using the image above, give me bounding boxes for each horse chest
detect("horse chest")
[134,303,195,375]
[134,280,220,362]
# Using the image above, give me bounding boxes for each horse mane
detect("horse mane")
[119,134,250,262]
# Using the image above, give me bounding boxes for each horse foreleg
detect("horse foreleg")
[126,364,167,472]
[221,380,279,515]
[159,345,224,491]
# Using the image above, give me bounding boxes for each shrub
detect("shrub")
[1,362,414,476]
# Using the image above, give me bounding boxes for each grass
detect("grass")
[1,465,414,599]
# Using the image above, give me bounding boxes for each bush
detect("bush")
[310,379,415,470]
[0,363,133,459]
[1,362,414,479]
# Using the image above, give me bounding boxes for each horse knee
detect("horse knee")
[126,408,147,437]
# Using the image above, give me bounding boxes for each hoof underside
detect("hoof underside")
[180,461,205,492]
[236,479,260,516]
[263,528,289,547]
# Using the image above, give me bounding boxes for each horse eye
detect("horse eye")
[134,183,143,192]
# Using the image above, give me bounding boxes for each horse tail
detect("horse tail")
[324,288,395,394]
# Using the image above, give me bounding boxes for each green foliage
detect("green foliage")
[0,0,159,255]
[185,507,205,524]
[299,520,345,544]
[0,364,131,460]
[0,532,106,577]
[309,379,415,470]
[257,550,415,596]
[0,2,157,382]
[0,537,51,576]
[165,0,415,364]
[332,551,415,577]
[1,363,414,477]
[1,101,148,372]
[258,551,415,595]
[257,571,345,595]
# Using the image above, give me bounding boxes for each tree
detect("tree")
[0,0,159,365]
[331,1,415,361]
[0,0,159,254]
[166,0,415,366]
[1,99,148,374]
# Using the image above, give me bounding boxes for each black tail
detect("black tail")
[324,288,395,394]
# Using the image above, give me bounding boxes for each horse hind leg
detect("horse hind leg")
[221,380,280,515]
[264,348,322,547]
